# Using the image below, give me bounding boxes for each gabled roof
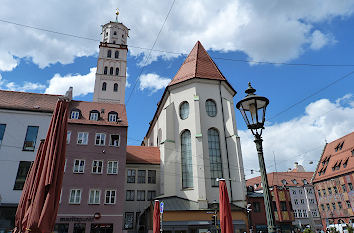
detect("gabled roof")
[169,41,227,86]
[312,131,354,183]
[0,90,60,113]
[126,145,160,164]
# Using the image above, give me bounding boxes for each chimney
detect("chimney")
[65,87,73,100]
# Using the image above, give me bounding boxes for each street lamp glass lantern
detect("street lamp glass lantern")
[236,82,269,136]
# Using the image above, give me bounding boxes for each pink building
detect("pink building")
[55,100,128,233]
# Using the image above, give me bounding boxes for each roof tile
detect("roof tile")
[126,145,160,164]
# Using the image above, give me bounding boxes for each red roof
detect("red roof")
[0,90,60,113]
[168,41,226,86]
[126,145,160,164]
[247,172,314,191]
[312,131,354,183]
[68,100,128,127]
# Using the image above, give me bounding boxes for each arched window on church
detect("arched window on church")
[104,66,108,75]
[107,50,111,58]
[208,128,223,187]
[113,83,118,92]
[115,68,119,76]
[181,130,193,189]
[114,31,117,35]
[102,82,107,91]
[110,67,113,75]
[115,51,119,59]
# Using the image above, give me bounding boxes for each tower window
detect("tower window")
[179,101,189,120]
[208,128,222,187]
[110,67,113,75]
[105,32,108,36]
[113,83,118,92]
[102,82,107,91]
[181,130,193,189]
[113,41,116,44]
[122,34,124,38]
[107,50,112,58]
[206,99,217,117]
[104,66,108,75]
[115,68,119,76]
[114,31,117,35]
[115,51,119,59]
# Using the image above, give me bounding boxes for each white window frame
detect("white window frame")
[109,134,120,147]
[90,112,99,121]
[108,113,117,122]
[71,111,80,119]
[73,159,85,173]
[69,189,81,204]
[95,133,106,146]
[67,131,71,144]
[92,160,103,174]
[77,132,88,145]
[107,161,118,174]
[137,190,145,201]
[88,189,101,204]
[105,190,116,204]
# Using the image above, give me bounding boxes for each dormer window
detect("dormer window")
[343,158,349,168]
[281,179,287,185]
[70,110,80,119]
[89,110,100,121]
[303,179,308,185]
[108,111,118,122]
[292,179,297,185]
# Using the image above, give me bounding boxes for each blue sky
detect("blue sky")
[1,0,354,177]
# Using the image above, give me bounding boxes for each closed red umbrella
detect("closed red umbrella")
[153,200,160,233]
[14,98,69,233]
[219,179,234,233]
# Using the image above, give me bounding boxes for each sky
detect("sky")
[1,0,354,179]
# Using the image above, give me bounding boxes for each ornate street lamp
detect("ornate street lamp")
[236,82,275,233]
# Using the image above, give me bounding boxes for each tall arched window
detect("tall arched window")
[110,67,113,75]
[115,51,119,59]
[115,68,119,76]
[102,82,107,91]
[104,66,108,75]
[208,128,223,187]
[181,130,193,189]
[107,50,112,58]
[113,83,118,92]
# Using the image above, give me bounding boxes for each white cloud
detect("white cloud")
[126,68,131,88]
[1,0,354,71]
[0,74,46,92]
[139,73,171,93]
[241,94,354,179]
[45,67,96,97]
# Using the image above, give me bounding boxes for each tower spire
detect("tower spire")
[115,8,119,22]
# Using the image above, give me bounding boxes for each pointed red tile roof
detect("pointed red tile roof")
[169,41,226,86]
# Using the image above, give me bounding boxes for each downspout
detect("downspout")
[219,81,233,201]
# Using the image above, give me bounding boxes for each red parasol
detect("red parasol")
[14,98,69,233]
[219,179,234,233]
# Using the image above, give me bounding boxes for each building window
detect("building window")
[208,128,223,187]
[105,190,116,204]
[67,131,71,144]
[138,170,146,183]
[137,190,145,201]
[334,186,338,194]
[332,203,336,210]
[322,189,326,196]
[181,130,193,189]
[109,135,120,147]
[205,99,217,117]
[13,161,32,190]
[346,200,352,208]
[281,179,287,185]
[69,189,81,204]
[127,169,136,183]
[95,133,106,146]
[298,210,302,218]
[299,189,303,194]
[294,210,297,218]
[92,160,103,174]
[292,179,297,185]
[90,111,99,121]
[113,40,116,44]
[0,124,6,145]
[292,190,296,195]
[107,50,111,58]
[317,189,321,197]
[124,212,134,229]
[300,199,304,204]
[321,204,325,211]
[179,101,189,120]
[115,51,119,58]
[253,202,261,212]
[338,201,343,209]
[126,190,135,201]
[349,183,353,191]
[73,224,85,233]
[110,67,113,75]
[147,191,156,201]
[102,82,107,91]
[71,110,80,119]
[307,188,313,194]
[309,199,315,204]
[77,132,88,145]
[294,199,299,205]
[115,68,119,76]
[54,223,69,233]
[104,66,108,75]
[303,179,308,184]
[326,203,330,210]
[108,112,118,122]
[342,184,347,192]
[148,170,156,184]
[107,161,118,174]
[280,201,287,211]
[328,187,332,195]
[23,126,39,151]
[303,210,308,218]
[113,83,118,92]
[73,159,85,173]
[88,189,101,204]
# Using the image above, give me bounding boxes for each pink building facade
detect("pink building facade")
[55,101,128,233]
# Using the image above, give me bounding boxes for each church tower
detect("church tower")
[93,16,129,103]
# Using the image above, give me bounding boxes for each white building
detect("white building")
[0,90,60,231]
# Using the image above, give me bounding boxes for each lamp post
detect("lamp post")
[236,82,275,233]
